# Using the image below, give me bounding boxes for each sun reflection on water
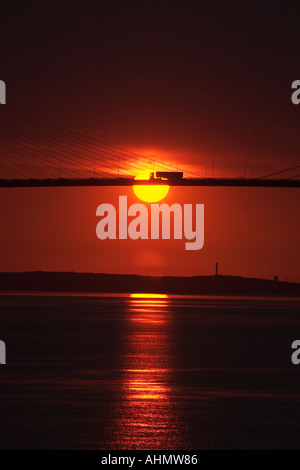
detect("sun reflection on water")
[108,294,181,449]
[130,293,168,299]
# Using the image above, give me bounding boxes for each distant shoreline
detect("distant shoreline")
[0,272,299,297]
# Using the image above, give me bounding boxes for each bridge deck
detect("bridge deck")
[0,178,299,188]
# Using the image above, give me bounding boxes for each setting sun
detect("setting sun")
[133,170,169,203]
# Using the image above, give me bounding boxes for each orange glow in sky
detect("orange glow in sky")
[0,186,299,282]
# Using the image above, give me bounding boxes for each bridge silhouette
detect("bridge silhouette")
[0,108,299,188]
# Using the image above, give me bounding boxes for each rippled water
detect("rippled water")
[0,293,300,449]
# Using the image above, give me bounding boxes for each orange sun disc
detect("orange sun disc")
[133,170,169,203]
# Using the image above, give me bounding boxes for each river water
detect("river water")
[0,293,299,449]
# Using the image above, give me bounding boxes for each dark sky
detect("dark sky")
[0,1,300,280]
[1,1,300,174]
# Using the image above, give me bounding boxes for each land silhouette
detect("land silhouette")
[0,272,299,297]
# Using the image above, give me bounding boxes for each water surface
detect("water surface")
[0,293,300,449]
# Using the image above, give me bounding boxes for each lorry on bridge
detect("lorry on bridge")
[149,171,183,182]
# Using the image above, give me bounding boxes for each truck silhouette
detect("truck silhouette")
[149,171,183,182]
